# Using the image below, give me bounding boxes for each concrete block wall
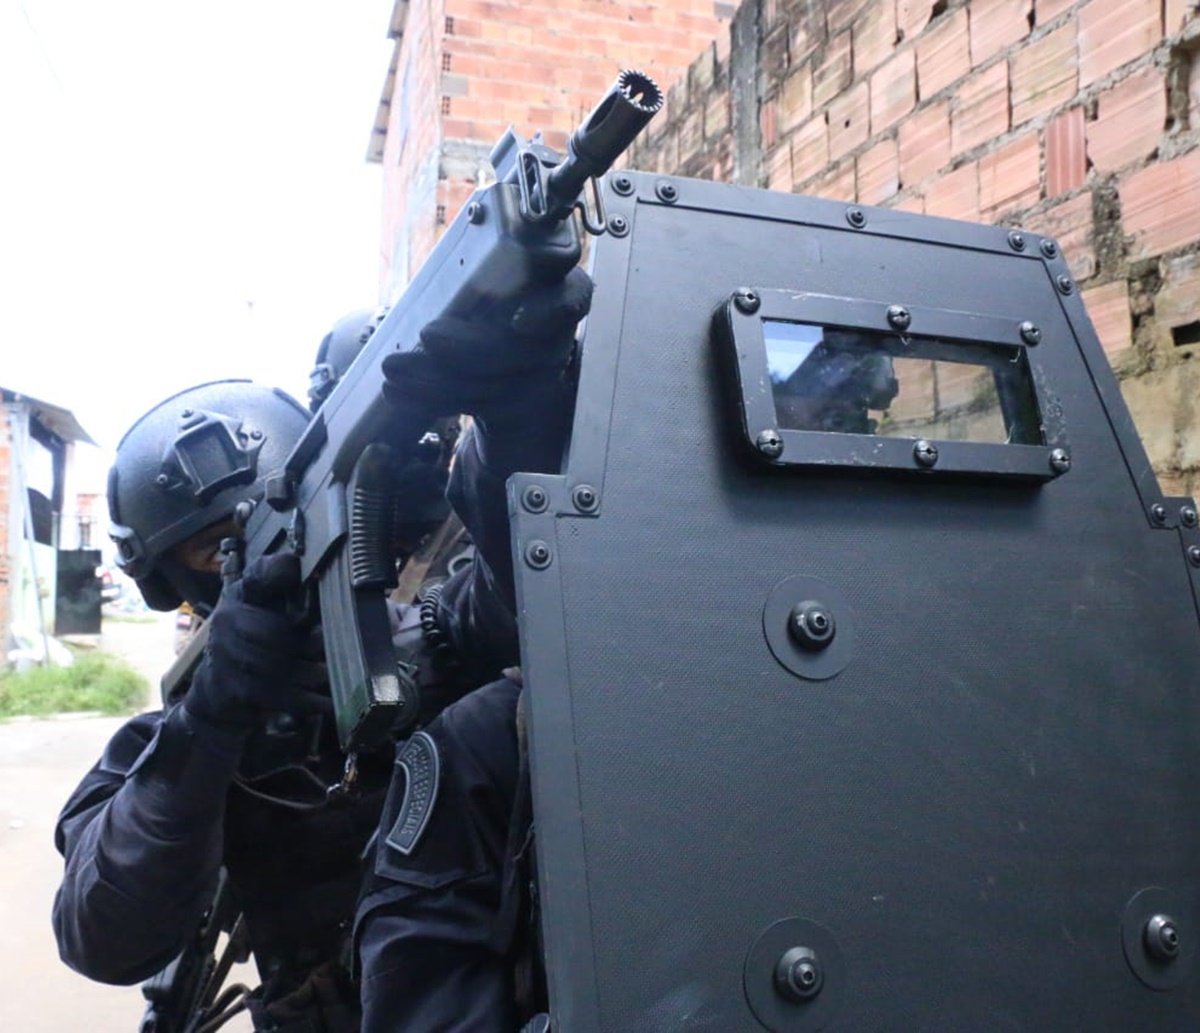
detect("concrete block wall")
[376,0,734,300]
[630,0,1200,498]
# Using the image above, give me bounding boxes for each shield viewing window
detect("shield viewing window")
[722,290,1067,480]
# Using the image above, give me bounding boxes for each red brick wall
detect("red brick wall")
[376,0,734,297]
[631,0,1200,497]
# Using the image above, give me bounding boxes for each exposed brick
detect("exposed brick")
[1166,0,1200,34]
[970,0,1033,67]
[897,0,937,42]
[1086,65,1166,173]
[828,81,871,161]
[1010,22,1078,126]
[924,160,980,221]
[1121,148,1200,258]
[1046,107,1087,196]
[827,0,873,35]
[979,132,1042,218]
[1079,0,1162,88]
[679,107,705,163]
[790,4,826,65]
[1033,0,1076,24]
[808,161,856,201]
[857,137,900,204]
[899,98,951,186]
[766,141,794,191]
[1083,280,1134,358]
[813,32,853,108]
[705,91,730,140]
[1023,191,1096,280]
[1157,253,1200,340]
[871,48,917,134]
[761,95,779,150]
[1117,371,1178,469]
[892,192,926,213]
[763,25,792,83]
[853,0,898,78]
[916,8,970,100]
[688,41,718,97]
[778,67,814,135]
[791,115,831,185]
[951,61,1010,157]
[1190,50,1200,129]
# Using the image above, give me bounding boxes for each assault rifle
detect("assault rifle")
[138,869,249,1033]
[228,69,662,752]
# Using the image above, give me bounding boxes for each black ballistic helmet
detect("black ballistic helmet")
[107,380,310,612]
[308,306,389,411]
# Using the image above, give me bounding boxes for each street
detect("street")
[0,611,253,1031]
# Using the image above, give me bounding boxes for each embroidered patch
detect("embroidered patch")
[385,731,440,856]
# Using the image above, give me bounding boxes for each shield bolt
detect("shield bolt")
[524,540,552,570]
[756,429,783,459]
[521,484,548,513]
[1188,546,1200,567]
[789,602,836,651]
[1152,504,1168,525]
[612,174,634,196]
[1007,231,1026,252]
[608,214,629,237]
[1181,506,1198,527]
[774,946,824,1002]
[1049,449,1071,474]
[155,473,170,487]
[914,439,939,467]
[467,202,485,224]
[655,180,678,203]
[734,289,761,314]
[887,305,911,331]
[1144,915,1181,962]
[1020,321,1041,345]
[1056,274,1074,295]
[1040,239,1059,259]
[845,207,867,228]
[572,484,599,512]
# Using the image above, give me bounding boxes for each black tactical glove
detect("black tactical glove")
[380,266,593,425]
[183,552,327,733]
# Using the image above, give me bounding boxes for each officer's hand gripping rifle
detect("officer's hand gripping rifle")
[230,70,662,752]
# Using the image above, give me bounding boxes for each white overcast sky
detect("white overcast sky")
[1,1,394,484]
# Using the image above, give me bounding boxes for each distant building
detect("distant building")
[367,0,732,300]
[0,388,97,652]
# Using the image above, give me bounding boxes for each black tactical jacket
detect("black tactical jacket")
[52,416,537,1030]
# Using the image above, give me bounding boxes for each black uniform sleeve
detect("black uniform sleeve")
[52,705,248,984]
[435,379,573,682]
[356,677,523,1033]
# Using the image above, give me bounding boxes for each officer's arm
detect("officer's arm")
[52,707,244,985]
[381,268,589,668]
[357,678,523,1033]
[434,380,574,678]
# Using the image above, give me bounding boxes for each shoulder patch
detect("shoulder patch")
[385,731,440,856]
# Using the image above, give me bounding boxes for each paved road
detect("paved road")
[0,611,253,1031]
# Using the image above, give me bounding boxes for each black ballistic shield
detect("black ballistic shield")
[511,174,1200,1030]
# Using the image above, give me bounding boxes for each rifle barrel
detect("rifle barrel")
[545,70,663,211]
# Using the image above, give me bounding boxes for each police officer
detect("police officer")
[52,379,401,1032]
[354,268,594,1031]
